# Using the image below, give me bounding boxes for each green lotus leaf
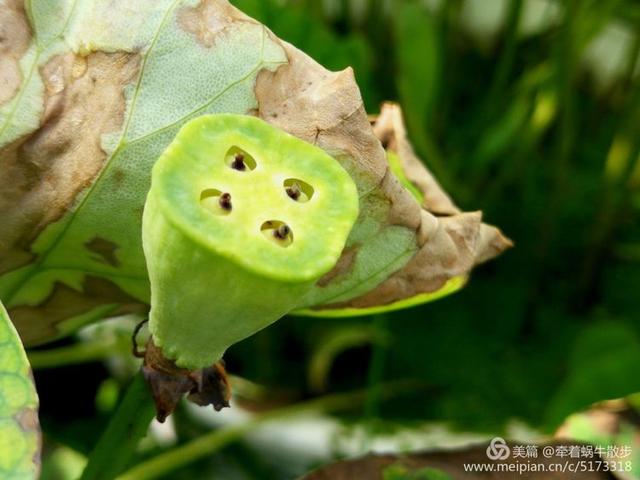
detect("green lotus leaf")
[0,301,40,480]
[0,1,510,347]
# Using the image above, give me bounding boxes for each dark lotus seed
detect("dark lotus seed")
[218,193,232,211]
[274,224,290,239]
[286,182,301,200]
[231,153,246,171]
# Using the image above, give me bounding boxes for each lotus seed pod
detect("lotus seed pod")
[142,114,359,369]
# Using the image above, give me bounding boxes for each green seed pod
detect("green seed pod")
[142,114,359,369]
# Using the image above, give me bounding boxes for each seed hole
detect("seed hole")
[261,220,293,247]
[284,178,314,203]
[225,146,256,171]
[200,189,232,216]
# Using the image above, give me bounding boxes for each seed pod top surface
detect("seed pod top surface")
[150,114,358,283]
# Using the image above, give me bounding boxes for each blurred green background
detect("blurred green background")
[38,0,640,478]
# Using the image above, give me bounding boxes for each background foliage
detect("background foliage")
[34,0,640,478]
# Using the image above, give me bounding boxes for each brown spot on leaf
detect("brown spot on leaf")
[84,236,120,267]
[317,246,358,287]
[112,167,126,186]
[10,276,146,346]
[0,51,140,276]
[0,0,31,106]
[13,405,41,476]
[178,0,255,48]
[14,407,39,432]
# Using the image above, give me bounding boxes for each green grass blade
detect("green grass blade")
[80,373,156,480]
